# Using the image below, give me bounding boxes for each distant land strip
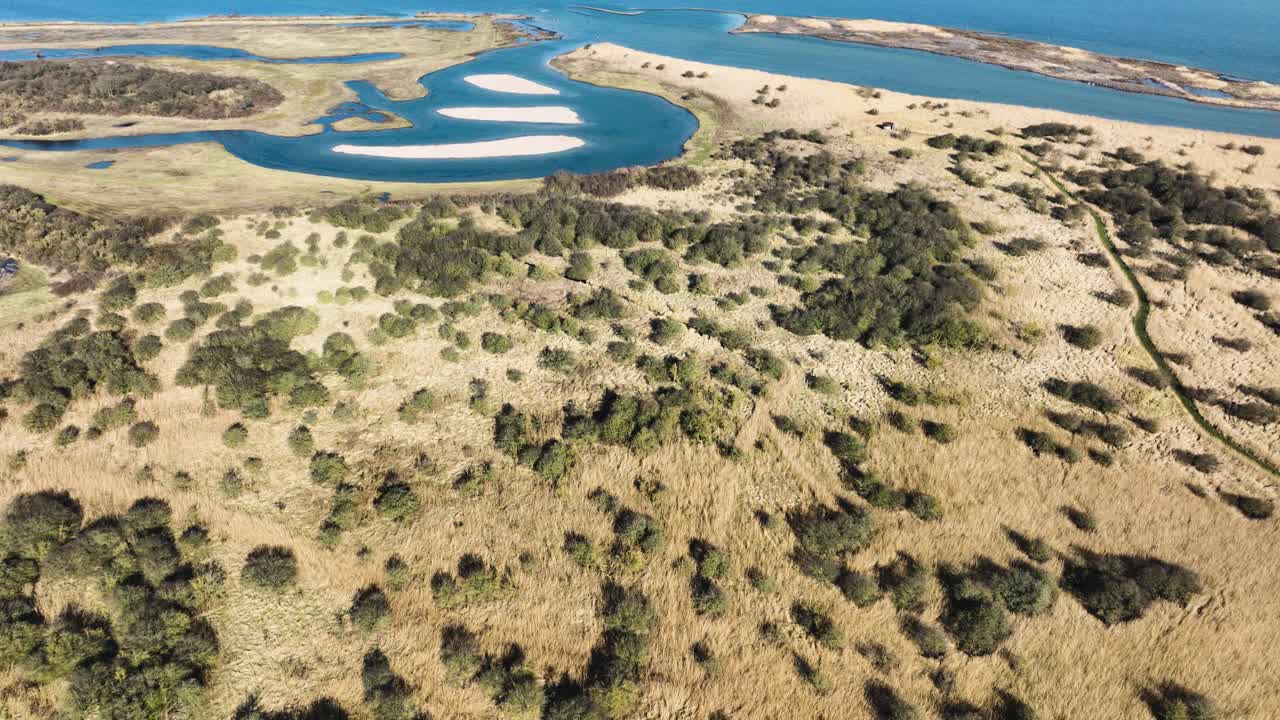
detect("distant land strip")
[735,14,1280,113]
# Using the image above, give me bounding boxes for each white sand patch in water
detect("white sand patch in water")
[332,135,584,159]
[464,73,559,95]
[437,106,582,124]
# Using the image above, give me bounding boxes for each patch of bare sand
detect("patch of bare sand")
[332,135,584,159]
[833,18,953,37]
[575,42,1280,191]
[437,106,582,124]
[463,73,559,95]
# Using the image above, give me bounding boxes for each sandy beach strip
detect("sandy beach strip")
[437,106,582,124]
[332,135,584,159]
[464,73,559,95]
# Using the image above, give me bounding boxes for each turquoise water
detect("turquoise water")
[1,2,1277,182]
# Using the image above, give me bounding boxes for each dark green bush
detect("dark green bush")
[1145,683,1217,720]
[480,332,514,354]
[1061,551,1202,625]
[1221,493,1274,520]
[310,451,350,486]
[1063,324,1104,349]
[879,554,931,614]
[373,477,420,522]
[350,585,391,631]
[127,420,159,447]
[791,601,844,649]
[287,425,314,457]
[2,490,82,559]
[242,545,297,591]
[222,422,248,447]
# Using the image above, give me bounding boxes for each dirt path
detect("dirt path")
[1028,156,1280,478]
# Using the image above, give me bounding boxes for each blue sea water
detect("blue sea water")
[1,1,1278,182]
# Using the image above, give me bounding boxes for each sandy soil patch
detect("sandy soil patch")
[796,18,832,30]
[437,106,582,124]
[832,18,953,37]
[463,73,559,95]
[332,134,584,159]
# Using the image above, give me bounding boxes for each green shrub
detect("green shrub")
[865,681,920,720]
[1221,493,1273,520]
[480,332,514,354]
[880,554,931,613]
[1062,552,1201,625]
[310,451,350,486]
[287,425,314,457]
[691,577,729,616]
[836,570,881,608]
[789,504,876,572]
[991,563,1056,616]
[99,277,137,312]
[431,554,513,607]
[1063,324,1104,349]
[2,490,82,559]
[1146,683,1217,720]
[222,423,248,447]
[288,382,330,408]
[220,468,245,497]
[900,616,948,659]
[127,420,159,447]
[54,424,81,447]
[1044,378,1120,413]
[384,555,410,590]
[906,492,943,521]
[24,403,62,432]
[164,317,197,340]
[921,420,957,444]
[131,302,166,325]
[350,585,391,631]
[791,601,844,649]
[824,430,867,467]
[242,545,298,591]
[806,373,839,394]
[537,347,575,373]
[649,317,686,346]
[944,583,1011,656]
[563,533,598,569]
[133,334,163,361]
[397,388,437,423]
[745,347,785,380]
[565,251,596,281]
[373,478,420,522]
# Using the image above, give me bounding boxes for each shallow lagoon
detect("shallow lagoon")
[1,3,1277,182]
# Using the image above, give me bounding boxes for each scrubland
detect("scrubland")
[0,38,1277,720]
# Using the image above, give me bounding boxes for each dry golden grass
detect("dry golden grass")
[1,41,1278,720]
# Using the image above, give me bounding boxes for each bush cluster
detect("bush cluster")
[2,492,225,718]
[1061,551,1201,625]
[174,306,319,419]
[14,323,158,432]
[0,60,282,119]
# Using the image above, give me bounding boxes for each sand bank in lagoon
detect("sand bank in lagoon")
[332,135,584,159]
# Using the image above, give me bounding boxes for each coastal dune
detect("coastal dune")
[332,134,584,159]
[437,106,582,124]
[464,73,560,95]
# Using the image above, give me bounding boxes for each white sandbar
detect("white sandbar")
[438,106,582,124]
[332,135,585,159]
[464,73,559,95]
